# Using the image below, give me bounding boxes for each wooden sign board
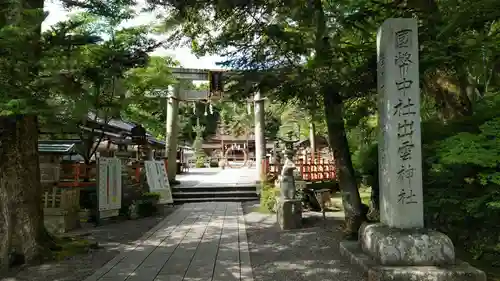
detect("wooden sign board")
[144,160,173,204]
[97,157,122,218]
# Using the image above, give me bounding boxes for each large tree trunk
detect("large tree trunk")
[310,0,365,237]
[0,0,49,271]
[0,115,50,270]
[322,88,365,238]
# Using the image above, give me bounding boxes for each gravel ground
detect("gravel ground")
[0,206,177,281]
[242,201,364,281]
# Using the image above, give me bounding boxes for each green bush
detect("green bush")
[195,156,205,168]
[424,116,500,264]
[141,192,161,201]
[136,192,161,217]
[260,184,280,213]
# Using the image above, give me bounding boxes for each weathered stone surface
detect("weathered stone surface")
[276,198,302,230]
[377,17,424,229]
[360,223,455,266]
[340,241,486,281]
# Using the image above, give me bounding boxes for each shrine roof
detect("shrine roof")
[207,134,255,141]
[38,140,80,154]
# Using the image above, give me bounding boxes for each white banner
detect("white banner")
[144,160,173,204]
[97,158,122,216]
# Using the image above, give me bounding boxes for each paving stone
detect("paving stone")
[213,203,241,281]
[84,202,252,281]
[183,204,226,281]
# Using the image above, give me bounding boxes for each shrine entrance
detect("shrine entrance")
[224,144,249,169]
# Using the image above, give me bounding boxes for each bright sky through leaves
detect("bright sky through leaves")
[43,0,221,70]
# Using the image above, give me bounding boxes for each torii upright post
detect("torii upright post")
[254,91,266,183]
[165,85,180,182]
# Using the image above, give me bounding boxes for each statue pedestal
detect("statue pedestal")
[340,223,486,281]
[276,198,302,230]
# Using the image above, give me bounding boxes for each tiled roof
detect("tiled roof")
[38,140,80,154]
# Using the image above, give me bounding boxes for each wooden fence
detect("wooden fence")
[263,153,336,182]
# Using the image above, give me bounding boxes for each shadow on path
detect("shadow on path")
[242,201,364,281]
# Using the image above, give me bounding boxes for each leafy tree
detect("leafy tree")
[0,0,157,269]
[58,7,160,163]
[122,56,178,139]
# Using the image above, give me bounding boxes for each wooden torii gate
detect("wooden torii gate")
[162,68,266,183]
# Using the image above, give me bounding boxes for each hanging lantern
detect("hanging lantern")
[209,103,213,114]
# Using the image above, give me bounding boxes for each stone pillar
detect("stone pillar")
[254,91,265,182]
[377,19,424,229]
[340,18,485,281]
[165,85,180,182]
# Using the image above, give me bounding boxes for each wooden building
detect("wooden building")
[201,132,274,161]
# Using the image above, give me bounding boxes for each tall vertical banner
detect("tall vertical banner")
[144,160,173,204]
[97,157,122,218]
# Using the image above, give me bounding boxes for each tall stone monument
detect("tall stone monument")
[340,18,486,281]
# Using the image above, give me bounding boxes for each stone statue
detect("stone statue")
[279,149,296,199]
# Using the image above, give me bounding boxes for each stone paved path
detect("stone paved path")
[84,202,253,281]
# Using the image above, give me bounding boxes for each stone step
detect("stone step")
[172,183,258,203]
[173,197,258,203]
[172,190,257,198]
[172,185,257,193]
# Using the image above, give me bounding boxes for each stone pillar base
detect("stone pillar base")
[361,223,455,266]
[340,223,486,281]
[276,198,302,230]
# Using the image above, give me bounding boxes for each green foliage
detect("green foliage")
[0,6,52,116]
[122,56,178,138]
[52,236,97,261]
[260,184,279,213]
[141,192,161,201]
[264,110,281,140]
[195,156,206,168]
[136,192,160,217]
[218,101,254,138]
[192,119,207,168]
[423,106,500,263]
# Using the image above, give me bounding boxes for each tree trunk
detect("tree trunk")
[0,115,50,270]
[322,88,365,238]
